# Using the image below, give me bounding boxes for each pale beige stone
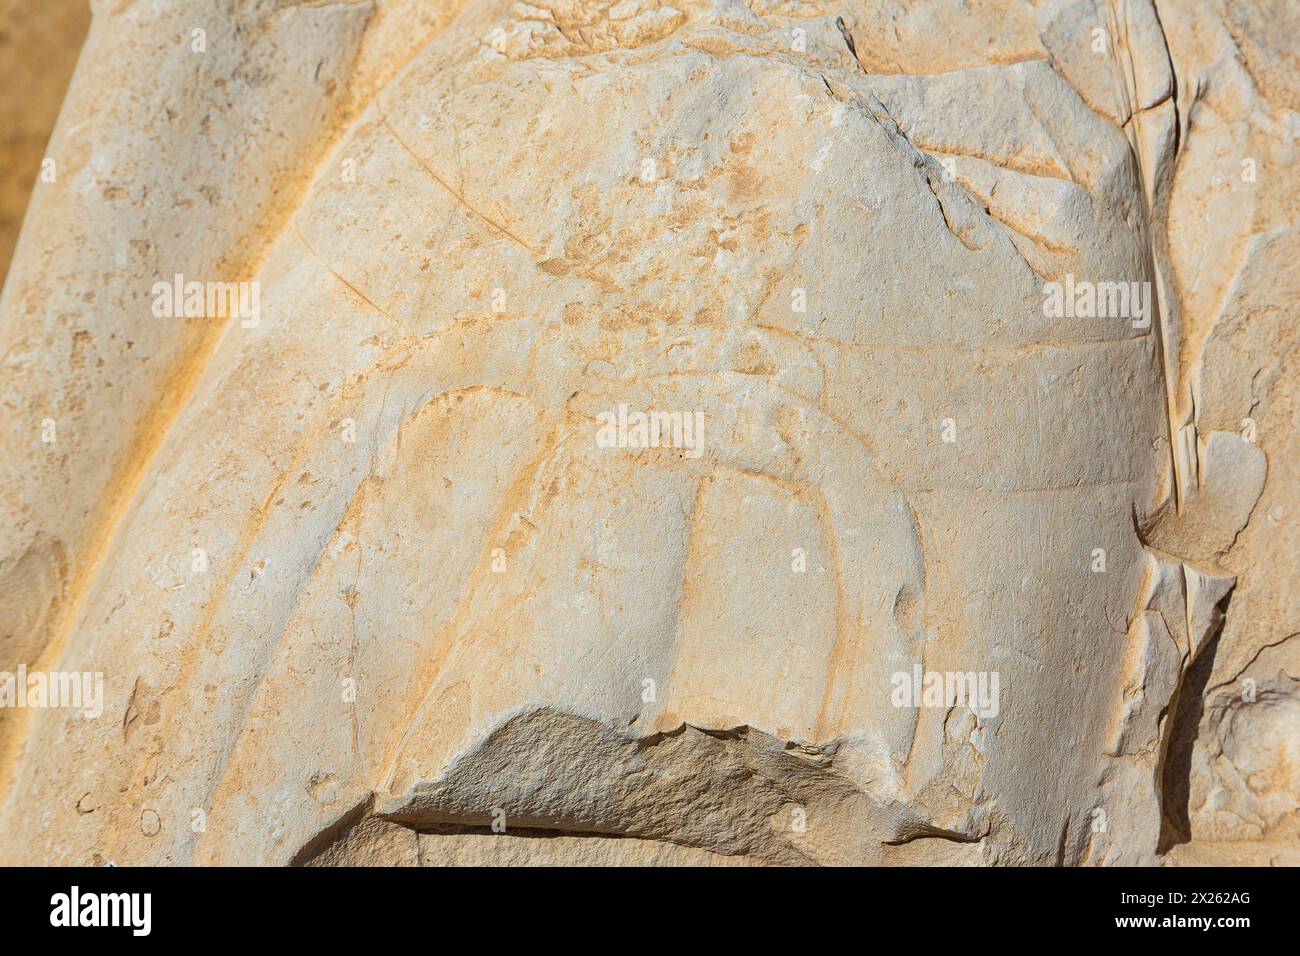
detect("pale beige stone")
[0,0,1293,867]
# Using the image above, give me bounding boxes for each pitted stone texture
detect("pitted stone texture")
[0,0,1292,867]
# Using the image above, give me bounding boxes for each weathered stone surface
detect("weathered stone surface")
[0,0,1293,866]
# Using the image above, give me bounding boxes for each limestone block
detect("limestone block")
[0,0,1293,867]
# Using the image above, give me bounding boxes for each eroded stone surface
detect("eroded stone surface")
[0,0,1293,866]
